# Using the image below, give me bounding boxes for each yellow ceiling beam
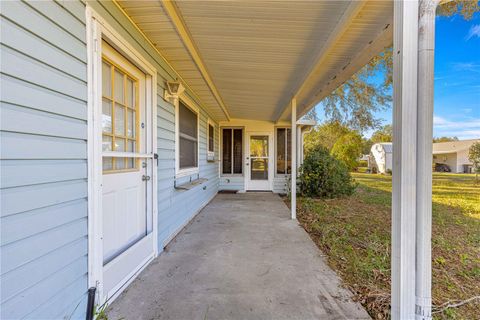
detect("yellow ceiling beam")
[161,0,231,121]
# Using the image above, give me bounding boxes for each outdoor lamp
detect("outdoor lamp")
[164,80,185,102]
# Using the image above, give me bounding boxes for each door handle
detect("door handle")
[142,175,151,181]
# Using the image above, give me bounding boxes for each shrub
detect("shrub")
[299,146,357,198]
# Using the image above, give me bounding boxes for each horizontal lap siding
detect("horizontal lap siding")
[219,176,245,191]
[273,175,289,194]
[0,1,88,319]
[1,1,220,319]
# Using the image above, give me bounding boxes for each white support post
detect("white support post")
[296,126,302,170]
[416,1,438,319]
[392,1,419,319]
[291,98,297,220]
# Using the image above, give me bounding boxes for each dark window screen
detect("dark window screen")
[233,129,243,174]
[179,101,198,169]
[208,124,214,152]
[276,128,291,174]
[222,129,232,174]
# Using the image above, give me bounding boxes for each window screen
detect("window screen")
[222,128,243,174]
[276,128,291,174]
[208,124,214,153]
[179,101,198,169]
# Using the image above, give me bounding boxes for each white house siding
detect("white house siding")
[273,176,289,194]
[1,1,219,319]
[1,1,89,319]
[219,176,245,192]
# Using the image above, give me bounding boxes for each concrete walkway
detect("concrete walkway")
[108,193,370,320]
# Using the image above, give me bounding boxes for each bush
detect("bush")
[299,146,357,198]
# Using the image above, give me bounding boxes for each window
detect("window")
[207,121,215,161]
[222,128,243,174]
[276,128,291,174]
[178,100,198,170]
[101,55,138,173]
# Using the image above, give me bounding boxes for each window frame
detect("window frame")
[275,127,292,176]
[220,127,244,176]
[207,119,215,161]
[101,51,140,174]
[175,96,200,178]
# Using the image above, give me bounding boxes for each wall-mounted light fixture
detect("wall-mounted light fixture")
[164,80,185,103]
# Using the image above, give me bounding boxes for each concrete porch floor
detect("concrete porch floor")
[108,192,370,320]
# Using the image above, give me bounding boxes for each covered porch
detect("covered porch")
[95,0,439,318]
[108,192,370,319]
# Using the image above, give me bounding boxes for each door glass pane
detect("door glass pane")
[115,157,125,170]
[103,157,113,171]
[250,136,268,157]
[115,138,125,152]
[102,62,112,97]
[114,69,124,103]
[115,104,125,136]
[102,99,112,133]
[102,135,112,152]
[127,109,135,138]
[251,158,268,180]
[126,78,134,107]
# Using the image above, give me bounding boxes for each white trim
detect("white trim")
[245,131,274,191]
[86,4,158,306]
[175,95,200,178]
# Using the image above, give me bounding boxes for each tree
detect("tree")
[309,1,479,132]
[433,136,459,143]
[303,121,350,153]
[468,142,480,182]
[371,124,393,143]
[331,132,364,171]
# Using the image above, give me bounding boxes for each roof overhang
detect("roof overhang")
[116,0,393,122]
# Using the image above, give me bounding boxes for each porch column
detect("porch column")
[291,98,297,220]
[392,0,419,319]
[296,126,302,170]
[416,1,439,319]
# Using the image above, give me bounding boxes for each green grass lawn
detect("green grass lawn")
[296,173,480,320]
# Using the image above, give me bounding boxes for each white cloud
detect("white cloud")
[433,115,480,139]
[465,24,480,41]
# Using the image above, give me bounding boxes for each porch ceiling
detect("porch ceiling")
[117,1,393,122]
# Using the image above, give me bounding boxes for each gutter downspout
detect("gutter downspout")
[416,1,439,319]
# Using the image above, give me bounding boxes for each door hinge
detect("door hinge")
[142,175,151,181]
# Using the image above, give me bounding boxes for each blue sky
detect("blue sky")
[314,11,480,140]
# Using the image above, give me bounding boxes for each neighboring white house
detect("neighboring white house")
[433,139,479,173]
[370,143,393,174]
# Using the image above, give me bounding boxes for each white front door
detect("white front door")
[246,133,273,191]
[101,41,154,300]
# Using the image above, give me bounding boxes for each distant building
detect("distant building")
[370,143,393,174]
[433,139,479,173]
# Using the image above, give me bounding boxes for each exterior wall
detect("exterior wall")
[1,1,89,319]
[433,153,457,172]
[1,1,219,319]
[456,149,471,173]
[218,119,291,193]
